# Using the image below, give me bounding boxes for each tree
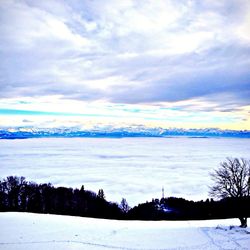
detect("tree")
[120,198,130,213]
[97,189,105,199]
[209,158,250,227]
[2,176,27,210]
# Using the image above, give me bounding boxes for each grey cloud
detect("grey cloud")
[22,119,32,123]
[105,44,250,106]
[0,0,250,112]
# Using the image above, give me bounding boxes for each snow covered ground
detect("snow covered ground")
[0,212,249,250]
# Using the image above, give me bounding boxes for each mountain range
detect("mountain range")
[0,127,250,139]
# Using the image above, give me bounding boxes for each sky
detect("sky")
[0,0,250,130]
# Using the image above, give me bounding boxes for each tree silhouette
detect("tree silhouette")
[120,198,130,213]
[209,158,250,227]
[0,176,123,219]
[97,189,105,199]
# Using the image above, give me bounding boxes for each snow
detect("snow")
[1,138,250,206]
[0,212,249,250]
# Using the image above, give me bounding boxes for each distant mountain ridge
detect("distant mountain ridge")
[0,127,250,139]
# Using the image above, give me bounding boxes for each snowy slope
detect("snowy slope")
[0,212,249,250]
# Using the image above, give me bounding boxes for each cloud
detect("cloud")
[0,0,250,112]
[1,136,250,205]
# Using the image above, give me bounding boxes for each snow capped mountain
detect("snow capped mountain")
[0,126,250,139]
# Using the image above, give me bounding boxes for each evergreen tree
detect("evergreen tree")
[97,189,105,199]
[120,198,130,213]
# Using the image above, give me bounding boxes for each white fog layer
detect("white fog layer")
[0,137,250,206]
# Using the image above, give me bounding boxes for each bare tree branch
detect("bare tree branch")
[209,158,250,199]
[209,158,250,227]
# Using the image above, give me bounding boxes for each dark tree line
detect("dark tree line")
[0,174,249,223]
[127,196,250,222]
[0,176,123,219]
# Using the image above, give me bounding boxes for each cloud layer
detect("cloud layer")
[1,1,250,103]
[1,137,250,205]
[0,0,250,129]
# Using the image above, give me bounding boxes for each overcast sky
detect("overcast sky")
[0,0,250,130]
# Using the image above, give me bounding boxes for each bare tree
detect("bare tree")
[209,158,250,227]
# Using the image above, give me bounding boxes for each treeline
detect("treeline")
[0,176,250,221]
[0,176,123,219]
[129,197,250,220]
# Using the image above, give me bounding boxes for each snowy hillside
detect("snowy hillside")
[0,212,249,250]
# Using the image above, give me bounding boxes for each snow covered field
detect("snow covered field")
[1,138,250,206]
[0,212,249,250]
